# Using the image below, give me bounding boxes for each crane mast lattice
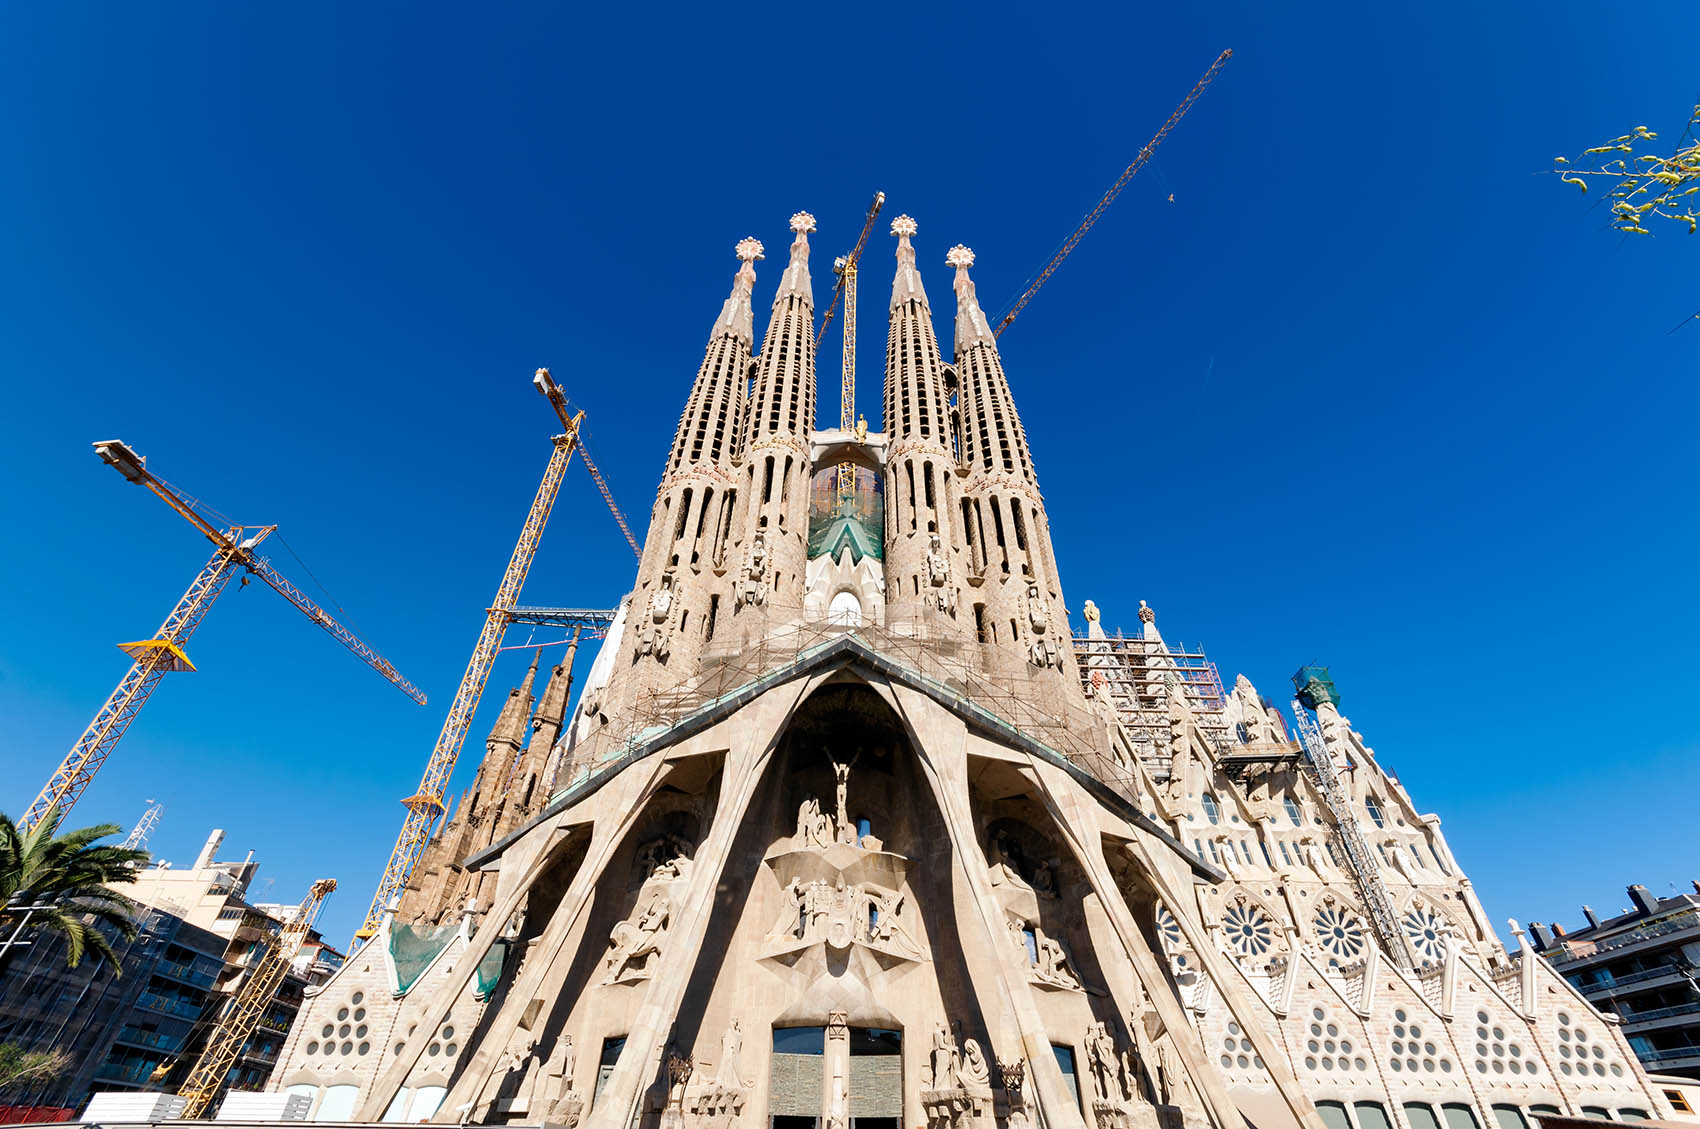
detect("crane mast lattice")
[177,879,336,1119]
[354,371,639,943]
[819,192,884,500]
[20,442,424,833]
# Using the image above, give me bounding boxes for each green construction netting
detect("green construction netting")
[388,923,457,994]
[475,938,510,999]
[1292,665,1340,710]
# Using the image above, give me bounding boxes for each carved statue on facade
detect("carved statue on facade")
[999,1059,1029,1129]
[716,1020,746,1088]
[604,891,670,983]
[636,834,695,883]
[1032,925,1082,990]
[831,758,861,844]
[1086,1022,1119,1101]
[794,797,832,848]
[638,571,677,659]
[960,1037,990,1087]
[924,533,958,618]
[535,1034,580,1126]
[926,1025,961,1092]
[738,532,769,608]
[986,829,1031,890]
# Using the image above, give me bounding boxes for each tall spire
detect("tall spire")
[890,214,929,310]
[745,211,817,447]
[948,245,1035,484]
[710,237,763,344]
[776,212,815,302]
[664,237,763,481]
[947,245,995,350]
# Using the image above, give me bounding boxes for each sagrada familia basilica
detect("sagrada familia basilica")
[267,213,1676,1129]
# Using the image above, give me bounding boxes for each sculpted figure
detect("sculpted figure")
[739,531,770,608]
[961,1038,990,1087]
[928,1025,960,1091]
[854,414,868,444]
[795,797,829,848]
[604,893,669,982]
[1085,1021,1117,1101]
[772,877,805,939]
[1032,926,1081,990]
[638,572,676,658]
[717,1020,746,1088]
[926,532,949,587]
[1031,858,1056,898]
[987,829,1031,890]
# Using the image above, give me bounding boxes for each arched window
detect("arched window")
[827,591,862,626]
[1201,793,1220,825]
[1284,795,1303,827]
[1365,797,1386,829]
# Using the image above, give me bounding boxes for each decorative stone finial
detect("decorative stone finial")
[1138,600,1156,624]
[891,214,917,238]
[945,244,975,269]
[1083,599,1099,623]
[736,237,765,262]
[790,212,816,235]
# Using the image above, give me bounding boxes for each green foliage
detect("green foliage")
[0,1042,72,1092]
[0,807,149,974]
[1553,105,1700,235]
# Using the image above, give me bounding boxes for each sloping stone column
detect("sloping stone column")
[583,671,826,1129]
[883,681,1090,1129]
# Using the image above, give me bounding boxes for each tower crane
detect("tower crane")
[19,442,426,833]
[353,372,639,943]
[177,879,336,1119]
[994,49,1233,337]
[815,191,885,500]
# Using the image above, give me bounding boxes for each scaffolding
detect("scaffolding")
[1070,628,1231,778]
[549,601,1179,817]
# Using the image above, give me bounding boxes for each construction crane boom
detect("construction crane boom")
[354,374,593,942]
[994,49,1232,337]
[178,879,336,1119]
[20,443,423,832]
[535,370,641,560]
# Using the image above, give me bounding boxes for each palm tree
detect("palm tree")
[0,807,149,975]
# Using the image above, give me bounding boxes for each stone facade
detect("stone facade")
[269,214,1674,1129]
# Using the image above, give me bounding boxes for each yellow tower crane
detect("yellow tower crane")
[994,49,1233,337]
[19,442,426,833]
[816,191,885,500]
[177,879,337,1119]
[353,371,639,943]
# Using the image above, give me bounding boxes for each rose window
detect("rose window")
[1222,901,1276,957]
[1314,903,1366,961]
[1403,906,1453,962]
[1155,904,1184,952]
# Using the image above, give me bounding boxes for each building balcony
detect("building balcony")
[136,992,203,1021]
[1580,965,1689,992]
[1621,1003,1700,1031]
[1637,1046,1700,1067]
[114,1027,183,1052]
[93,1061,163,1086]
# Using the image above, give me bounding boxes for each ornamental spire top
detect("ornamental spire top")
[948,244,996,350]
[890,214,929,310]
[775,211,815,304]
[711,237,763,344]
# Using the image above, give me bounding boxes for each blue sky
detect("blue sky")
[2,3,1696,947]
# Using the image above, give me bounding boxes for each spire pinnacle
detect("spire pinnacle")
[890,214,929,309]
[711,237,763,344]
[948,244,996,349]
[776,212,815,303]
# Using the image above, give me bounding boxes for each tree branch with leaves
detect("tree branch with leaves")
[1553,105,1700,235]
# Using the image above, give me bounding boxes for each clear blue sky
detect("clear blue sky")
[3,3,1696,947]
